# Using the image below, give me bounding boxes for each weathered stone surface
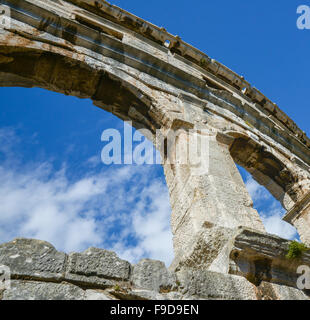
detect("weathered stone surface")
[257,282,309,300]
[2,0,310,247]
[63,273,115,289]
[67,247,131,281]
[167,133,266,271]
[229,227,310,288]
[131,259,177,292]
[0,238,66,281]
[85,290,114,300]
[108,288,165,301]
[0,238,309,300]
[176,268,258,300]
[172,226,310,292]
[283,193,310,247]
[170,225,236,273]
[2,280,85,300]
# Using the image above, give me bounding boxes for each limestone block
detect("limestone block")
[229,227,310,288]
[67,247,131,281]
[170,225,236,272]
[131,259,177,292]
[176,268,258,300]
[0,238,66,281]
[257,282,309,300]
[2,280,85,300]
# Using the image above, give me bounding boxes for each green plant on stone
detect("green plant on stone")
[286,241,309,260]
[200,58,208,68]
[113,284,121,292]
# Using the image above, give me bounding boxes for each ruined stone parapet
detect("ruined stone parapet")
[0,238,309,300]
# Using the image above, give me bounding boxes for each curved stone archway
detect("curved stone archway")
[1,0,310,285]
[229,133,308,211]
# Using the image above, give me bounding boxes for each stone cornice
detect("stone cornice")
[65,0,310,149]
[283,192,310,223]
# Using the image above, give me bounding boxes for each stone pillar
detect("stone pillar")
[283,192,310,246]
[163,128,265,271]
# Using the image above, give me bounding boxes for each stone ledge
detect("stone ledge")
[0,238,130,289]
[0,237,309,300]
[67,247,131,281]
[169,226,310,292]
[229,227,310,288]
[0,238,67,282]
[283,192,310,223]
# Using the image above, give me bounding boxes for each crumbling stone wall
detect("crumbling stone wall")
[0,238,308,300]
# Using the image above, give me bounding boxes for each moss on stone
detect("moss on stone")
[286,241,309,260]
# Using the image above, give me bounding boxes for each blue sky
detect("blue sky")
[0,1,309,266]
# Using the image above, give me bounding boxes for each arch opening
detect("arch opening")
[237,165,300,241]
[229,135,299,210]
[0,28,179,266]
[0,86,174,266]
[226,134,302,240]
[0,45,160,132]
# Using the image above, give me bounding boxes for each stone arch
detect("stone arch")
[0,44,163,135]
[1,0,310,275]
[222,129,310,246]
[227,131,299,211]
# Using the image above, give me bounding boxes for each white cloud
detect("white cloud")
[244,173,299,240]
[0,161,107,252]
[0,128,174,266]
[85,155,101,168]
[244,175,269,203]
[261,210,298,240]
